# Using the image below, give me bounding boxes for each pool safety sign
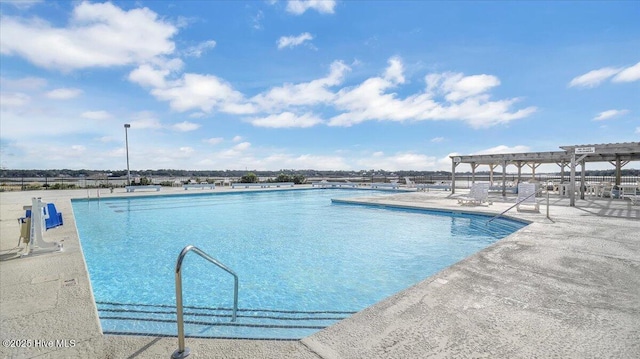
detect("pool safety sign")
[575,147,595,154]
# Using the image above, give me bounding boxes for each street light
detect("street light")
[124,124,131,186]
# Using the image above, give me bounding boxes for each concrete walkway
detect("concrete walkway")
[1,187,638,358]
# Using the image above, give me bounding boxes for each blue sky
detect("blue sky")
[1,0,638,171]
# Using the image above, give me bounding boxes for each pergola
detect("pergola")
[450,142,640,206]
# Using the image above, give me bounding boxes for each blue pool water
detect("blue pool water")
[72,189,527,339]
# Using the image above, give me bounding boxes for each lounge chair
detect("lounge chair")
[621,182,639,205]
[516,183,539,212]
[125,185,161,192]
[600,183,613,198]
[457,183,490,205]
[232,182,294,189]
[370,182,400,190]
[183,183,216,190]
[312,180,358,188]
[417,181,452,192]
[624,194,639,205]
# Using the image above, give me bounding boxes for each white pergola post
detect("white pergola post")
[570,153,576,206]
[451,157,460,194]
[489,164,497,185]
[580,160,586,200]
[570,152,590,206]
[471,162,478,184]
[501,160,507,197]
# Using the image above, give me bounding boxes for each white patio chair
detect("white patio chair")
[516,183,539,212]
[457,183,490,205]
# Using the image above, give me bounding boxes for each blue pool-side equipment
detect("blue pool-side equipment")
[18,198,63,256]
[19,203,63,230]
[45,203,64,229]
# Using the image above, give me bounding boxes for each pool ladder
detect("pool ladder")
[172,245,238,359]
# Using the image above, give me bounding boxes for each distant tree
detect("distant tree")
[240,172,258,183]
[292,174,306,184]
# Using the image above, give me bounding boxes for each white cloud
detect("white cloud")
[189,112,206,118]
[277,32,314,49]
[635,127,640,134]
[329,76,409,127]
[286,0,336,15]
[612,62,640,83]
[260,153,350,170]
[151,73,255,114]
[184,40,217,57]
[45,88,83,99]
[130,55,531,132]
[128,64,171,88]
[172,121,200,132]
[593,109,629,121]
[0,103,116,140]
[0,2,177,71]
[135,146,198,164]
[473,145,531,155]
[356,152,437,171]
[431,137,444,143]
[569,61,640,88]
[568,67,620,88]
[220,141,251,158]
[179,146,194,154]
[98,136,116,143]
[196,149,351,171]
[130,118,163,130]
[0,76,47,90]
[252,10,264,30]
[251,60,349,111]
[431,73,501,101]
[0,92,30,108]
[383,56,405,84]
[81,110,111,120]
[232,136,243,142]
[234,142,251,151]
[247,112,324,128]
[0,0,43,9]
[204,137,223,145]
[328,57,535,128]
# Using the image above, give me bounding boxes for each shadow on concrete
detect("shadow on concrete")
[125,337,163,359]
[0,247,21,261]
[575,198,640,219]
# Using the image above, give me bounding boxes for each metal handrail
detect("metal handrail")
[486,187,546,224]
[172,245,238,359]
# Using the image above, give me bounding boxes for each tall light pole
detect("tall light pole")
[124,124,131,186]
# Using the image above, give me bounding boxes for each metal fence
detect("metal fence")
[1,174,638,192]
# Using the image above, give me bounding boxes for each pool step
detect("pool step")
[467,218,525,238]
[96,301,355,340]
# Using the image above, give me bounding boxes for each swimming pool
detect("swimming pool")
[72,189,527,339]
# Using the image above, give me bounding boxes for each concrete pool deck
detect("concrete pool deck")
[1,186,639,358]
